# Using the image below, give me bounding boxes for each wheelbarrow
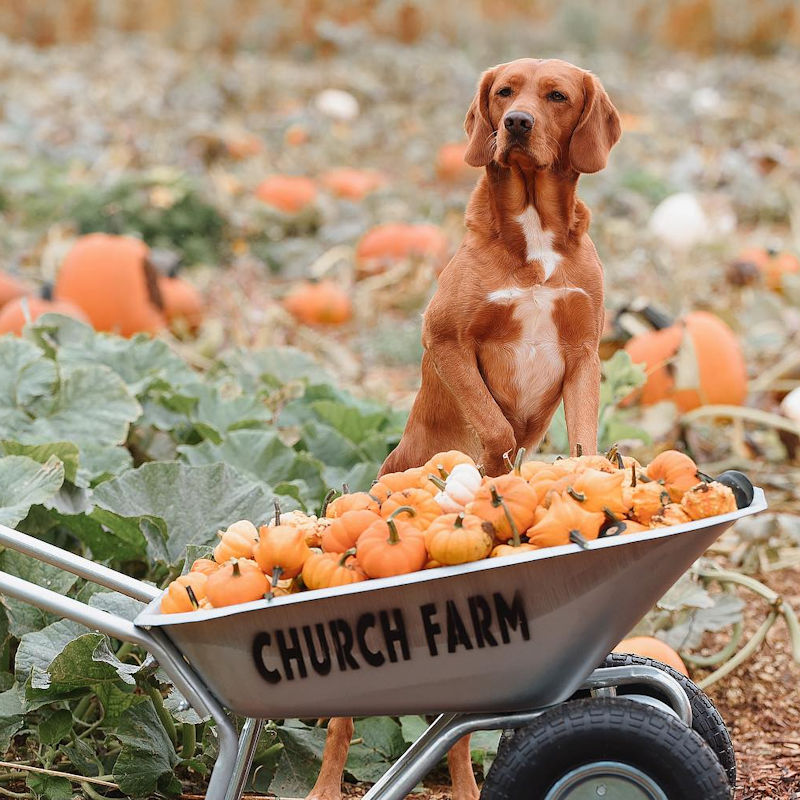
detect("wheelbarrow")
[0,475,766,800]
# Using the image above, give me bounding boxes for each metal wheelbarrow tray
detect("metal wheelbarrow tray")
[0,486,767,800]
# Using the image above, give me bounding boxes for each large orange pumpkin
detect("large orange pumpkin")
[54,234,166,337]
[282,280,352,325]
[613,636,689,676]
[321,168,386,200]
[255,175,317,214]
[0,296,90,336]
[356,223,449,276]
[624,311,747,412]
[435,142,480,183]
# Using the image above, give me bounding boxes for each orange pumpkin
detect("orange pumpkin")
[613,636,689,677]
[736,246,800,291]
[624,311,747,413]
[466,475,538,543]
[205,558,268,608]
[623,474,670,524]
[302,549,367,589]
[321,509,382,553]
[282,280,352,326]
[189,558,220,576]
[225,132,264,160]
[380,488,442,531]
[325,491,380,519]
[424,513,494,565]
[526,492,605,549]
[680,482,737,520]
[160,572,208,614]
[423,450,476,479]
[356,509,427,578]
[255,175,317,214]
[567,469,628,516]
[435,141,480,183]
[321,168,386,200]
[158,275,204,333]
[0,272,29,309]
[254,523,311,581]
[647,450,701,502]
[213,520,259,564]
[356,223,449,277]
[371,469,425,504]
[0,296,90,336]
[491,542,539,558]
[54,234,166,337]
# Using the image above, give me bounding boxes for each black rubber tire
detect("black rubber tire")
[481,697,731,800]
[600,652,736,788]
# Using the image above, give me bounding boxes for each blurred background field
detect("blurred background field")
[1,2,800,799]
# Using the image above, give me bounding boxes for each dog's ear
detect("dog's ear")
[464,67,498,168]
[568,72,621,174]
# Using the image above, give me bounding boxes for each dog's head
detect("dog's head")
[464,58,621,174]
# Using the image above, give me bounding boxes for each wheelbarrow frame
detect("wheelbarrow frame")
[0,488,765,800]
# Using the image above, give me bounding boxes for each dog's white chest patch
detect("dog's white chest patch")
[516,206,561,280]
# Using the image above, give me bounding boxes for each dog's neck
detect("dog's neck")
[467,163,590,259]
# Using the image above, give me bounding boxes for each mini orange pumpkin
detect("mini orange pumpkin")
[736,246,800,291]
[435,141,480,183]
[302,549,367,589]
[424,513,494,565]
[566,469,628,516]
[213,520,259,564]
[160,572,208,614]
[321,168,386,200]
[254,521,311,581]
[283,280,352,326]
[0,296,90,336]
[423,450,477,479]
[356,223,449,277]
[321,509,382,553]
[371,469,425,504]
[356,508,427,578]
[158,275,204,333]
[205,558,268,608]
[646,450,701,502]
[623,468,670,524]
[255,175,317,214]
[189,558,220,576]
[466,475,538,543]
[526,492,605,549]
[613,636,688,677]
[680,482,737,520]
[325,491,380,518]
[491,542,539,558]
[380,488,442,531]
[650,503,693,527]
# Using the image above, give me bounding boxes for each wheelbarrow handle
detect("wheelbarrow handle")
[0,523,159,602]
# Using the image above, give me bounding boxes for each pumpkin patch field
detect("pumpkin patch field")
[1,4,800,799]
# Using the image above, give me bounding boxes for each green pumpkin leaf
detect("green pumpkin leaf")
[0,455,65,528]
[0,440,79,485]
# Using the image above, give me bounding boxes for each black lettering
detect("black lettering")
[252,631,281,684]
[276,627,308,680]
[420,603,441,656]
[329,618,360,671]
[446,600,474,653]
[303,624,332,676]
[494,591,529,643]
[356,613,385,667]
[468,595,498,648]
[380,609,410,662]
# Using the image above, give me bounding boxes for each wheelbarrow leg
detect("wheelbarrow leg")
[222,718,264,800]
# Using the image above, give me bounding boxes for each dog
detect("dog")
[306,58,621,800]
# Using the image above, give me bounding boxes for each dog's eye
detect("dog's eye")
[497,87,513,97]
[547,90,567,102]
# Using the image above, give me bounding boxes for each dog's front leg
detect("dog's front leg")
[448,734,480,800]
[305,717,354,800]
[562,349,601,456]
[427,337,516,475]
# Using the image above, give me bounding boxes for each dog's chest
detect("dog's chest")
[482,286,584,415]
[515,206,562,279]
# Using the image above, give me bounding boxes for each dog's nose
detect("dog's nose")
[503,111,534,133]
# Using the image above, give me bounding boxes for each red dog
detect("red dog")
[308,58,621,800]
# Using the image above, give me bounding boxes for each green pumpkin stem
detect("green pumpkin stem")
[567,487,586,503]
[513,447,526,474]
[339,548,357,567]
[603,507,621,523]
[342,483,350,494]
[320,488,336,517]
[503,450,514,472]
[386,505,416,544]
[605,442,618,463]
[497,496,521,547]
[454,513,465,529]
[428,474,447,491]
[232,560,242,577]
[266,565,283,601]
[273,500,281,527]
[437,465,449,480]
[490,485,502,507]
[569,530,589,550]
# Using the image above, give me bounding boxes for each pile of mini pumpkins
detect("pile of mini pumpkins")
[160,447,739,614]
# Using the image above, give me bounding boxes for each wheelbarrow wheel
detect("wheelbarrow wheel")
[481,697,731,800]
[600,651,736,787]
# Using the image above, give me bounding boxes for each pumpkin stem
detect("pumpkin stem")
[185,585,199,609]
[497,496,521,547]
[273,500,281,527]
[266,565,283,600]
[477,464,486,477]
[605,442,618,463]
[428,474,447,491]
[232,560,242,577]
[386,505,416,544]
[631,465,638,487]
[567,487,586,503]
[320,488,336,517]
[342,483,350,494]
[454,513,465,529]
[576,443,583,457]
[503,450,515,472]
[489,485,502,507]
[437,464,449,480]
[339,548,357,567]
[513,447,526,474]
[569,530,589,550]
[603,507,621,523]
[696,470,712,484]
